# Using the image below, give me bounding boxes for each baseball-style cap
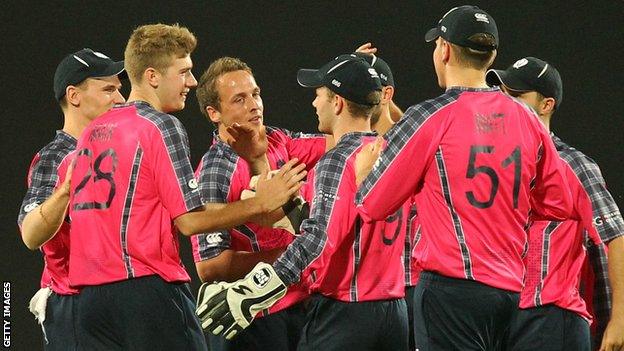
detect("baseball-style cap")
[486,57,563,107]
[425,5,498,51]
[53,48,126,100]
[338,52,395,87]
[297,56,382,105]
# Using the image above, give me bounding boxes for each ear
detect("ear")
[333,94,344,116]
[206,105,221,124]
[144,67,160,88]
[65,85,81,107]
[542,97,556,114]
[442,40,451,64]
[381,86,394,104]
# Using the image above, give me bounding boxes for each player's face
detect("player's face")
[214,70,263,130]
[312,87,334,134]
[157,54,197,113]
[77,76,125,121]
[433,38,447,88]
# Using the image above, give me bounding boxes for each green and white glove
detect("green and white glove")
[196,263,287,339]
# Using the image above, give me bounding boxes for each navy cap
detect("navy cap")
[425,5,498,51]
[486,57,563,108]
[337,52,395,87]
[53,48,126,100]
[297,56,382,105]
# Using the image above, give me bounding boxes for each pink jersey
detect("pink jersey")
[191,127,325,315]
[521,138,606,322]
[275,132,406,302]
[18,131,78,295]
[356,87,573,292]
[67,101,203,287]
[404,198,422,287]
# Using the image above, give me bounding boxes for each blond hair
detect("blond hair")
[196,57,253,118]
[124,23,197,83]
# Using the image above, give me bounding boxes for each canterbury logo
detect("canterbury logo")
[252,268,271,288]
[231,285,253,295]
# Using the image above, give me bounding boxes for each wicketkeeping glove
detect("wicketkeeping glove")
[196,262,287,339]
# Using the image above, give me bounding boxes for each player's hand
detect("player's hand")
[600,316,624,351]
[355,42,378,55]
[59,158,75,196]
[355,137,384,186]
[196,263,287,340]
[255,159,307,213]
[224,123,268,163]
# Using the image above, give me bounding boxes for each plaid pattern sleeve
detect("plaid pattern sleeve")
[554,135,623,348]
[18,131,76,226]
[136,102,203,213]
[355,90,461,207]
[273,134,364,286]
[554,135,624,244]
[192,144,237,261]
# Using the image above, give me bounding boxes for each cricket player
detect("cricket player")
[355,5,574,350]
[191,56,328,350]
[65,24,305,350]
[487,57,624,351]
[18,48,125,350]
[196,55,410,350]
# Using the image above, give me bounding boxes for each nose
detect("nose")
[113,90,125,104]
[187,71,198,88]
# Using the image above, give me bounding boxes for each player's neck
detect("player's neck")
[128,86,162,112]
[444,66,489,89]
[333,114,371,142]
[538,114,552,132]
[62,110,91,139]
[371,109,394,136]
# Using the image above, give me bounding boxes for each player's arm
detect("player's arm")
[356,104,441,221]
[601,236,624,350]
[195,248,286,283]
[21,178,70,250]
[529,132,573,221]
[175,159,306,236]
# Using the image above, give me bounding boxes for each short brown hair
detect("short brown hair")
[124,23,197,83]
[196,57,253,117]
[451,33,497,70]
[327,89,381,119]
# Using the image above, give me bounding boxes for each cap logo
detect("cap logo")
[93,51,110,59]
[331,79,342,87]
[73,55,90,67]
[513,58,529,69]
[380,73,387,80]
[441,25,447,33]
[475,13,489,23]
[368,68,379,79]
[537,64,549,78]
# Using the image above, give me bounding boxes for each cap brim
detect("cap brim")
[297,69,323,88]
[97,61,127,80]
[424,27,441,42]
[486,69,532,92]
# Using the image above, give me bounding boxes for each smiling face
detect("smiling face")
[209,70,264,135]
[155,54,197,113]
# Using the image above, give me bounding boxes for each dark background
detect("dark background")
[1,1,622,349]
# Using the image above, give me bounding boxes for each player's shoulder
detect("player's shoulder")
[200,141,238,173]
[35,132,76,166]
[317,132,370,171]
[405,90,461,119]
[130,101,185,133]
[553,135,603,185]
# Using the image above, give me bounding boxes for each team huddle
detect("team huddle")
[17,5,624,351]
